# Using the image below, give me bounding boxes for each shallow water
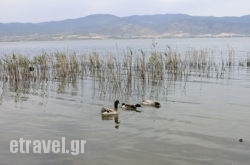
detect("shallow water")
[0,38,250,165]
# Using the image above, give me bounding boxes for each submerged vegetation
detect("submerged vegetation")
[0,46,248,100]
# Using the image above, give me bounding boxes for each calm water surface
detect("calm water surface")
[0,38,250,165]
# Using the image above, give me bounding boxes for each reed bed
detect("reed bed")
[247,52,250,67]
[0,47,247,91]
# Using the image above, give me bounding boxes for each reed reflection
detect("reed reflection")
[0,47,247,104]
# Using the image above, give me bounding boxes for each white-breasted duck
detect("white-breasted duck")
[101,100,120,115]
[142,100,161,108]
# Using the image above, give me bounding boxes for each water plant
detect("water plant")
[0,46,247,100]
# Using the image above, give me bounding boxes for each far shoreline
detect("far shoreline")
[1,34,250,42]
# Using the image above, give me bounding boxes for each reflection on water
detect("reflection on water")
[102,114,120,129]
[0,64,246,106]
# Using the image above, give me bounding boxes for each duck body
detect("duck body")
[101,107,118,115]
[121,103,141,111]
[101,100,120,115]
[142,100,161,108]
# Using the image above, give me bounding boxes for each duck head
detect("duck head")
[154,102,161,108]
[114,100,120,109]
[135,104,141,107]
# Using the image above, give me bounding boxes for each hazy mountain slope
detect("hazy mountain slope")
[0,14,250,41]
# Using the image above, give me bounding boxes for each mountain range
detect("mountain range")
[1,14,250,41]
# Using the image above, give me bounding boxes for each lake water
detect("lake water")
[0,38,250,165]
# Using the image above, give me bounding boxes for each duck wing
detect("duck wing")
[101,107,118,115]
[101,107,113,113]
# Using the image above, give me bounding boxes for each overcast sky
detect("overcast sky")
[0,0,249,23]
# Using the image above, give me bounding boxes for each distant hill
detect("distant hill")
[1,14,250,41]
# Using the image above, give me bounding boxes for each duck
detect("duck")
[121,103,141,111]
[29,66,34,71]
[101,100,120,115]
[142,100,161,108]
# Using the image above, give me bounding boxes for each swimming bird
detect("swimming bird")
[121,103,141,111]
[101,100,120,115]
[29,66,34,71]
[142,100,161,108]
